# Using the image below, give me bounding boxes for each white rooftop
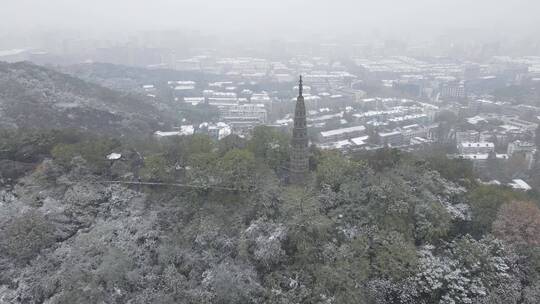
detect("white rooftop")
[459,142,495,148]
[467,116,488,125]
[379,131,402,137]
[350,136,369,146]
[180,125,195,136]
[106,153,122,160]
[320,125,366,138]
[509,179,532,191]
[457,153,489,160]
[154,125,194,137]
[154,131,182,137]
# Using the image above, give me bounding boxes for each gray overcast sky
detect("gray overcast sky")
[2,0,540,36]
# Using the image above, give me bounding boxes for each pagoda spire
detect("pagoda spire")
[299,75,303,97]
[290,75,309,185]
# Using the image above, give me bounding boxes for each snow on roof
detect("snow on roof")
[154,131,182,137]
[388,114,427,122]
[402,124,420,130]
[168,80,196,85]
[496,154,509,159]
[411,137,430,144]
[498,124,521,132]
[175,85,195,90]
[320,125,366,138]
[467,116,488,125]
[459,142,495,148]
[334,140,353,148]
[251,94,271,102]
[180,125,195,136]
[305,95,322,101]
[106,153,122,160]
[379,131,402,137]
[350,136,369,146]
[275,118,293,125]
[154,125,194,137]
[509,179,532,191]
[479,179,501,186]
[184,97,204,105]
[308,113,343,122]
[318,140,353,150]
[457,153,489,160]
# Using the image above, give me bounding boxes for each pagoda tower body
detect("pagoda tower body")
[290,76,309,185]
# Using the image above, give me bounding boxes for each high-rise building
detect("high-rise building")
[290,76,309,185]
[440,81,467,99]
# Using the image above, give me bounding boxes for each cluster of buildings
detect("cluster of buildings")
[356,56,540,103]
[5,32,540,190]
[352,55,540,187]
[295,97,440,152]
[452,129,537,169]
[174,55,356,84]
[154,122,231,141]
[146,55,365,137]
[170,55,358,90]
[144,79,274,135]
[140,51,540,190]
[448,97,539,157]
[447,102,539,187]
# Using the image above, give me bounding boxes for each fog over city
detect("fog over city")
[3,0,540,37]
[3,1,540,304]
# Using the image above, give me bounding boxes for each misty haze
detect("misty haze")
[1,1,540,303]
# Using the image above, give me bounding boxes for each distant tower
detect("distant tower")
[290,75,309,185]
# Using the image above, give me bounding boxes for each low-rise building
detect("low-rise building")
[154,125,195,137]
[458,142,495,154]
[379,131,403,146]
[183,97,205,106]
[509,179,532,191]
[456,130,480,143]
[507,140,537,155]
[319,125,366,143]
[198,122,232,140]
[402,124,429,142]
[219,104,267,123]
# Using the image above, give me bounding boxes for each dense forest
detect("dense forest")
[1,126,539,303]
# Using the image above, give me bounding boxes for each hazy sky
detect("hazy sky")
[2,0,540,37]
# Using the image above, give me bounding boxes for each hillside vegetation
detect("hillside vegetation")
[0,61,175,136]
[1,127,539,304]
